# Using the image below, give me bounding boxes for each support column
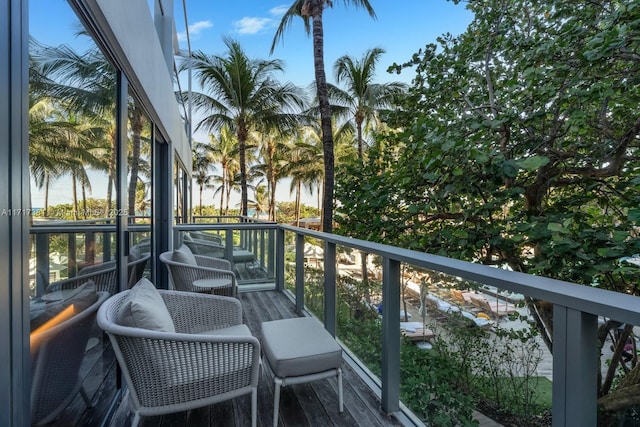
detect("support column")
[295,233,305,312]
[381,257,401,413]
[275,227,285,291]
[552,305,598,427]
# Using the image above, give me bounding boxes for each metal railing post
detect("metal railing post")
[552,305,598,427]
[68,233,77,276]
[35,233,50,295]
[324,241,337,336]
[275,227,285,291]
[295,233,305,313]
[268,228,275,274]
[85,230,95,265]
[381,257,401,414]
[225,228,234,267]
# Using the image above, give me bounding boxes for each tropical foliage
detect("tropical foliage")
[335,0,640,419]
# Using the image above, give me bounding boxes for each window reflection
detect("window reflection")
[127,92,153,279]
[29,1,119,424]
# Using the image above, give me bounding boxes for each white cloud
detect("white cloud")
[233,17,272,35]
[269,5,289,16]
[178,20,213,41]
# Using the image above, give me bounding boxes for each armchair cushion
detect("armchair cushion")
[173,244,197,266]
[119,278,175,332]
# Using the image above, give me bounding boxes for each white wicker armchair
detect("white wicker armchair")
[159,247,237,297]
[97,289,260,427]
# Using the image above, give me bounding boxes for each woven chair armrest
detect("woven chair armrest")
[195,255,233,271]
[45,268,116,295]
[160,290,242,333]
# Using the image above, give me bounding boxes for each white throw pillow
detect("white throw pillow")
[120,278,175,332]
[173,244,197,265]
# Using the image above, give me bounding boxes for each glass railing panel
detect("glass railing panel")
[396,266,552,426]
[334,246,382,378]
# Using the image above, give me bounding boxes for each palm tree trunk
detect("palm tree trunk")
[72,170,79,221]
[310,5,334,233]
[219,166,227,216]
[225,185,232,216]
[238,122,249,217]
[82,182,87,219]
[44,173,50,217]
[356,119,370,284]
[199,186,204,215]
[106,133,117,213]
[270,179,277,221]
[219,181,225,217]
[128,107,143,217]
[356,118,364,159]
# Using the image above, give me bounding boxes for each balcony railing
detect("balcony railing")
[217,220,639,427]
[29,218,640,426]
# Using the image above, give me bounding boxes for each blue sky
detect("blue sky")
[29,0,474,209]
[175,1,473,88]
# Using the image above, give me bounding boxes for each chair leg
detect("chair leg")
[337,368,344,413]
[273,377,282,427]
[251,388,257,427]
[131,412,140,427]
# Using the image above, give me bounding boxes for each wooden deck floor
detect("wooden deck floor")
[108,290,404,427]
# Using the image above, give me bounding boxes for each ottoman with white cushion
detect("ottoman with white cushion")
[261,317,343,427]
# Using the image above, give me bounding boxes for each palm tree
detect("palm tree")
[29,97,74,216]
[331,48,407,159]
[252,129,294,221]
[272,0,376,233]
[248,184,269,219]
[209,126,239,217]
[182,38,305,217]
[192,141,216,216]
[288,130,323,225]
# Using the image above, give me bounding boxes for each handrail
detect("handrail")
[280,224,640,325]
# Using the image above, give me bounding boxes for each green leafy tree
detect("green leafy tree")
[272,0,376,233]
[337,0,640,417]
[183,38,305,217]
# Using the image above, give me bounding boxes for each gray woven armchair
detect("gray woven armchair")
[159,246,237,297]
[30,290,109,426]
[97,289,260,427]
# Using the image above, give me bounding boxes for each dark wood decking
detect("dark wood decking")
[109,290,404,427]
